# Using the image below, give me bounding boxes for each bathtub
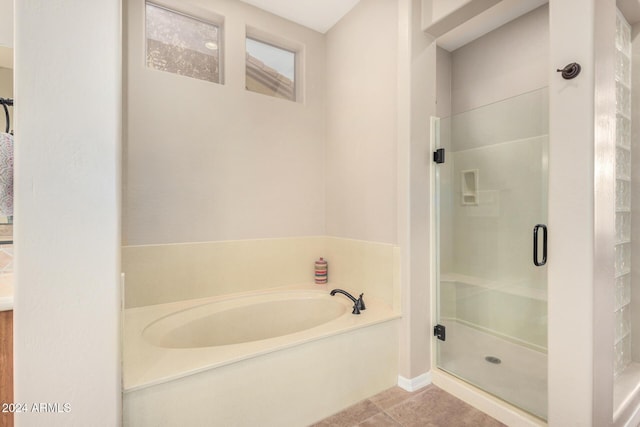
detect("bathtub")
[123,284,400,426]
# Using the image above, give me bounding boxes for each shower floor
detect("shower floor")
[437,320,547,420]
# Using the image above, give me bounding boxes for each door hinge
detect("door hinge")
[433,148,445,164]
[434,324,446,341]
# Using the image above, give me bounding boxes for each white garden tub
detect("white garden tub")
[123,284,400,426]
[142,293,348,349]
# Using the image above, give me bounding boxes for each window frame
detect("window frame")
[245,28,303,102]
[144,1,225,84]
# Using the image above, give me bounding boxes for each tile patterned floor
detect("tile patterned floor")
[310,385,506,427]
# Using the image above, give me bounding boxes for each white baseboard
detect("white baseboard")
[397,372,432,392]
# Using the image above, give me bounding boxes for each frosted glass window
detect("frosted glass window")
[246,37,296,101]
[146,3,221,83]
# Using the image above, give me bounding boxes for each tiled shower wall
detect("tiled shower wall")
[615,10,632,377]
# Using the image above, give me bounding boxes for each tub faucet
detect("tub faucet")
[330,289,366,315]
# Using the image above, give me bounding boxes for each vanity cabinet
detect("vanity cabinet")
[0,310,12,427]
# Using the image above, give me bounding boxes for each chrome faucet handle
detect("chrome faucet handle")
[356,293,366,311]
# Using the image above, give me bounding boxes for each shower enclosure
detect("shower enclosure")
[434,88,549,419]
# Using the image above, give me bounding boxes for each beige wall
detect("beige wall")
[325,0,399,244]
[548,0,616,424]
[395,0,436,381]
[0,67,11,133]
[14,0,122,424]
[0,67,11,97]
[435,47,452,118]
[123,0,403,313]
[126,0,403,247]
[124,0,326,245]
[431,0,472,23]
[0,0,11,49]
[450,4,549,114]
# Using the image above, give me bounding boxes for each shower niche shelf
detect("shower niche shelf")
[461,169,479,206]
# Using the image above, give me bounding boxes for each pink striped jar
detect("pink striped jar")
[314,257,328,284]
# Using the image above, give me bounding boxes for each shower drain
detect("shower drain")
[485,356,502,364]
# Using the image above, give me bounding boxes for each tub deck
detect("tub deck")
[124,284,399,392]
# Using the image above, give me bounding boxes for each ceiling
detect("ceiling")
[238,0,360,33]
[618,0,640,25]
[435,0,548,51]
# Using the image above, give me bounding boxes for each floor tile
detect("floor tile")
[385,386,506,427]
[368,386,414,410]
[357,412,401,427]
[310,399,380,427]
[311,385,505,427]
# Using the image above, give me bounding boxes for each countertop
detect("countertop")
[0,273,13,311]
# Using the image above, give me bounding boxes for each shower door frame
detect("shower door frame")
[429,110,548,425]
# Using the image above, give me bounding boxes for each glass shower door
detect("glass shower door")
[434,88,549,420]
